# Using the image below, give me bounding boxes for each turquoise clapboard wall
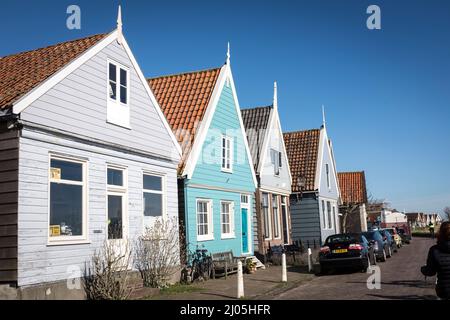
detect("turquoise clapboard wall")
[184,83,255,256]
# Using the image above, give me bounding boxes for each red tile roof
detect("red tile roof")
[0,33,108,110]
[338,171,368,204]
[283,129,321,192]
[148,68,222,171]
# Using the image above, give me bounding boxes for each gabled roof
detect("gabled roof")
[283,129,321,192]
[0,33,108,110]
[338,171,368,205]
[148,68,222,170]
[241,105,273,171]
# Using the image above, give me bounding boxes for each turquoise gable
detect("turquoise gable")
[189,84,255,192]
[183,81,256,257]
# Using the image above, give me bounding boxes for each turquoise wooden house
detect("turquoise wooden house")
[148,48,257,257]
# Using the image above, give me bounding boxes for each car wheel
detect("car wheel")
[381,248,387,262]
[362,255,370,272]
[371,252,377,265]
[387,246,392,258]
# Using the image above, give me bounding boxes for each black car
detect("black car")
[319,233,375,274]
[363,230,389,262]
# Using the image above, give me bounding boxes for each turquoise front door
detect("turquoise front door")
[241,208,249,253]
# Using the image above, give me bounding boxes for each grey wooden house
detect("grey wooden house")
[241,83,292,257]
[0,18,181,297]
[283,121,341,246]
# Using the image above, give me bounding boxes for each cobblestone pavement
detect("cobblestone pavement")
[272,237,438,300]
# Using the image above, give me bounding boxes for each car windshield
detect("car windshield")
[325,234,360,244]
[363,232,377,240]
[385,229,394,235]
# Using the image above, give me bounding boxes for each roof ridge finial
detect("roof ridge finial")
[322,104,326,128]
[273,81,278,112]
[117,5,123,45]
[226,42,230,65]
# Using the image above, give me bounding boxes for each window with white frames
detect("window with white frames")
[221,201,234,238]
[270,149,281,176]
[321,200,326,229]
[327,201,332,229]
[332,205,337,231]
[143,174,164,218]
[326,163,330,189]
[221,136,233,172]
[272,195,281,239]
[262,193,271,239]
[49,156,86,241]
[281,196,289,244]
[197,199,213,241]
[107,167,127,240]
[107,60,130,128]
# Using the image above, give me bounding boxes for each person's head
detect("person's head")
[437,222,450,243]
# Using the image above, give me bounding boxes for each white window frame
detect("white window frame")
[272,195,281,239]
[221,135,233,173]
[321,199,327,230]
[281,196,290,244]
[327,201,333,229]
[107,59,131,129]
[142,172,166,222]
[262,192,272,240]
[326,163,330,189]
[48,154,88,245]
[106,165,128,240]
[220,201,235,239]
[196,199,214,241]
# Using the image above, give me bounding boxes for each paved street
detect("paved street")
[273,237,438,300]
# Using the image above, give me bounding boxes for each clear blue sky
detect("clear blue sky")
[1,0,449,215]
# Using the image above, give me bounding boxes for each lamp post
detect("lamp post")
[296,175,306,202]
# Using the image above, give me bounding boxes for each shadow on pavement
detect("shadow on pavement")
[367,293,438,300]
[347,279,435,289]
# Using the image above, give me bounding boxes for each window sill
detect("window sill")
[106,120,132,130]
[221,168,233,174]
[47,239,91,246]
[197,236,214,242]
[221,234,235,240]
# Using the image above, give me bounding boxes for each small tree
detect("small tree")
[444,207,450,222]
[340,203,361,233]
[134,217,181,288]
[84,239,133,300]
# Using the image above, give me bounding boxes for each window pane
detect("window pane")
[109,81,117,100]
[144,192,162,217]
[120,85,127,104]
[143,175,162,191]
[109,63,116,81]
[50,159,82,182]
[107,168,123,186]
[50,183,82,237]
[120,69,127,86]
[108,195,123,239]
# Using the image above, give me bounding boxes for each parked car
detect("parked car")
[397,227,411,244]
[363,230,389,262]
[383,228,402,248]
[379,229,397,255]
[319,233,375,274]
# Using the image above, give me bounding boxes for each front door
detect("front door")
[241,208,249,253]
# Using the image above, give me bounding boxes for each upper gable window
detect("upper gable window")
[326,163,330,189]
[107,60,130,128]
[270,149,282,176]
[221,136,233,173]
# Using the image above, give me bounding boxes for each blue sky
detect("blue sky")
[1,0,449,215]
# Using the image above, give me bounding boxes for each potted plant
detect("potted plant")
[245,258,257,274]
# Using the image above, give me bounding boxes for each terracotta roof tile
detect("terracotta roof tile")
[283,129,321,192]
[338,171,368,204]
[241,106,273,171]
[148,68,221,171]
[0,33,108,110]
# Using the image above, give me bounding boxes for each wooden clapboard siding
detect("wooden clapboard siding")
[0,124,19,284]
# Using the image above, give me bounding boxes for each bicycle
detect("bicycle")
[182,245,214,283]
